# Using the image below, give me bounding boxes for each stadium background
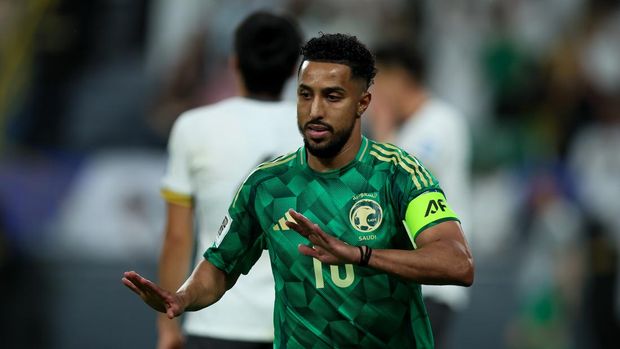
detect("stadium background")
[1,0,619,348]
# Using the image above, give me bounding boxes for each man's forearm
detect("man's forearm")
[158,234,193,327]
[158,204,194,326]
[177,259,229,312]
[159,235,193,297]
[365,240,474,286]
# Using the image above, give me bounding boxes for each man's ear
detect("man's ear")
[357,91,372,117]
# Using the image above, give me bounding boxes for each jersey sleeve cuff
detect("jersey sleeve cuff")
[160,188,193,207]
[204,249,244,276]
[204,250,232,273]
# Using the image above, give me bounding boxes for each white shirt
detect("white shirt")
[161,96,301,340]
[394,97,472,310]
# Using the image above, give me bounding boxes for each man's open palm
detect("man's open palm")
[122,271,184,319]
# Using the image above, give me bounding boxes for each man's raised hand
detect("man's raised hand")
[285,209,359,265]
[122,271,185,319]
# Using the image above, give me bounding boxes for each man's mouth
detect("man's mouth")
[305,123,332,139]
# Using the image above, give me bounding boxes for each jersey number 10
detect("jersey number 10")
[313,258,355,288]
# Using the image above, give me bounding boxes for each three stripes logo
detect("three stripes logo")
[272,211,297,231]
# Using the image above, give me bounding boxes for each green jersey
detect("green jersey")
[205,137,459,348]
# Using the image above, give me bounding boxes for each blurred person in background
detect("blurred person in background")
[507,170,586,349]
[156,11,302,349]
[369,42,472,349]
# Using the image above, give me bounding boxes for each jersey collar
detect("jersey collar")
[298,136,369,177]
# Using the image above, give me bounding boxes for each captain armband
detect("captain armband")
[402,191,459,248]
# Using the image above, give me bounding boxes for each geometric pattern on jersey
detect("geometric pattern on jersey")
[206,137,458,348]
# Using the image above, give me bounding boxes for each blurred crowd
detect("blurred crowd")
[1,0,619,348]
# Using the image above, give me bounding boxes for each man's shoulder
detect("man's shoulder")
[171,97,297,139]
[419,98,469,130]
[176,97,296,126]
[175,97,243,123]
[170,99,231,133]
[242,150,300,186]
[366,140,420,167]
[366,140,438,189]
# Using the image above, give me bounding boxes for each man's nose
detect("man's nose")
[310,97,324,118]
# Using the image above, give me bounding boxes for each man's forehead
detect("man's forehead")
[298,60,362,89]
[299,61,352,79]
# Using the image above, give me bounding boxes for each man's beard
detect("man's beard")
[300,120,355,159]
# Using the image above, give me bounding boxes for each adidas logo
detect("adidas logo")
[272,211,297,231]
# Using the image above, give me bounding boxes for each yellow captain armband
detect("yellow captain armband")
[403,191,459,248]
[160,188,193,207]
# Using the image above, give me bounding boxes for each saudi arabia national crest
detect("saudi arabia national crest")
[349,198,383,233]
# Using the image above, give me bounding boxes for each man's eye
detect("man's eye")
[327,95,341,101]
[299,91,311,99]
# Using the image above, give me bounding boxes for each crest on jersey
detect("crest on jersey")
[349,199,383,233]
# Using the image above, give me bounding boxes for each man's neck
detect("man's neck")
[237,76,281,101]
[307,128,362,173]
[243,92,281,102]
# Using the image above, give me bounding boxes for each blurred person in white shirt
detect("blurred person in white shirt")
[157,11,302,349]
[369,42,472,349]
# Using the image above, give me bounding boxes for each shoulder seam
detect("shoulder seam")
[257,151,297,170]
[368,143,434,190]
[231,152,297,207]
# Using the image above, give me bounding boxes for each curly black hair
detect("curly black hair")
[300,33,376,88]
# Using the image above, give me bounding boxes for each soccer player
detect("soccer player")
[124,33,474,349]
[156,12,302,349]
[370,43,472,348]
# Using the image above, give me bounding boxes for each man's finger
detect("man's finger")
[123,271,142,280]
[288,210,331,240]
[124,273,152,293]
[138,276,160,292]
[284,221,309,237]
[308,233,325,246]
[125,274,156,295]
[141,278,174,304]
[166,307,176,319]
[298,244,319,258]
[288,209,315,229]
[308,222,332,242]
[289,210,328,235]
[123,271,146,285]
[122,277,143,296]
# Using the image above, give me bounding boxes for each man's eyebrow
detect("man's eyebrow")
[298,84,346,94]
[323,87,346,94]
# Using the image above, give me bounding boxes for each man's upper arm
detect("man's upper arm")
[165,202,193,236]
[161,114,195,205]
[397,176,471,266]
[413,220,468,251]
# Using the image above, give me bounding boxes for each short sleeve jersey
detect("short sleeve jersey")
[205,137,459,349]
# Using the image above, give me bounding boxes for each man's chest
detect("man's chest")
[254,174,409,250]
